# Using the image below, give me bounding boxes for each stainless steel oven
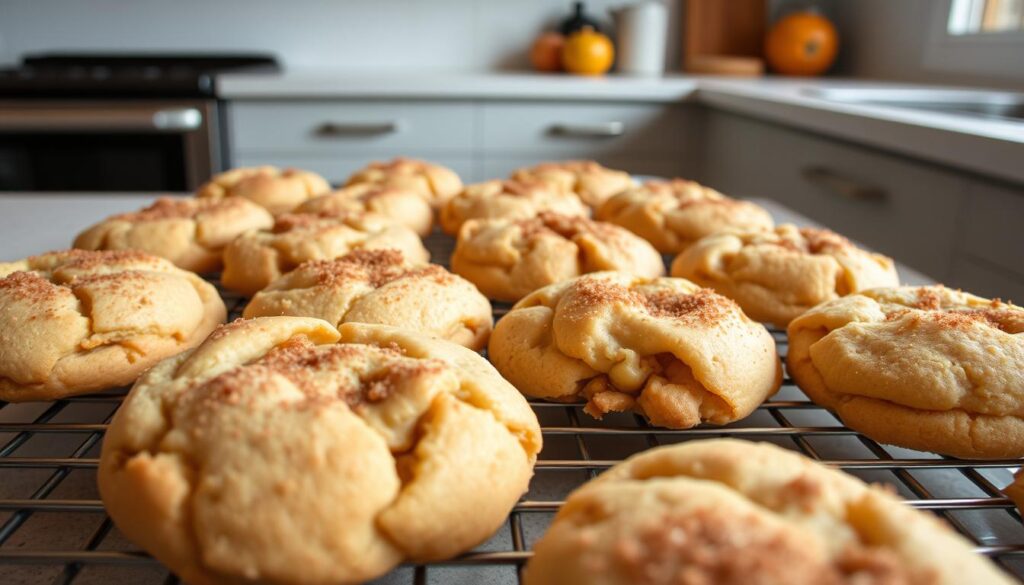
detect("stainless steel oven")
[0,99,220,192]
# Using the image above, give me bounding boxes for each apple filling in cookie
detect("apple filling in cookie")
[489,272,781,429]
[577,353,734,428]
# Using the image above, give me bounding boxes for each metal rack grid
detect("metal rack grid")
[1,234,1023,584]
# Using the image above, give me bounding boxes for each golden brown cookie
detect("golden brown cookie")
[73,197,274,273]
[595,179,775,253]
[787,285,1024,459]
[345,158,463,210]
[99,317,542,585]
[439,179,589,236]
[489,272,781,428]
[671,224,899,327]
[297,183,433,236]
[244,249,493,350]
[524,439,1013,585]
[451,213,665,303]
[196,166,331,215]
[221,211,429,297]
[0,250,225,401]
[510,160,634,208]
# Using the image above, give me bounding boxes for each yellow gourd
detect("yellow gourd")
[561,26,615,76]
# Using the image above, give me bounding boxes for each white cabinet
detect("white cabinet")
[230,101,476,155]
[226,99,693,185]
[229,100,480,183]
[701,110,968,282]
[951,179,1024,301]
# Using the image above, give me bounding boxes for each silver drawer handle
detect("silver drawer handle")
[802,166,887,202]
[314,121,400,136]
[548,121,625,138]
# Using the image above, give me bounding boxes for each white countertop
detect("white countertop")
[217,71,1024,184]
[0,192,932,285]
[218,71,702,102]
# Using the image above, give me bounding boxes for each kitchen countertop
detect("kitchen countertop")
[216,71,1024,185]
[0,192,933,285]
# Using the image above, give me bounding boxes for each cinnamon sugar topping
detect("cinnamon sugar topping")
[0,271,61,301]
[767,227,851,255]
[40,249,151,269]
[515,212,623,241]
[566,278,733,325]
[881,287,1022,332]
[886,306,1017,332]
[611,506,936,585]
[2,250,163,295]
[299,250,450,289]
[272,212,337,233]
[203,334,448,409]
[112,196,253,223]
[640,288,732,324]
[913,288,944,310]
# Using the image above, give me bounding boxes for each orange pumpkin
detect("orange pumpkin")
[765,11,838,76]
[562,26,615,76]
[530,32,566,72]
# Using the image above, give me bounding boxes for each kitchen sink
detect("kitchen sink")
[804,87,1024,123]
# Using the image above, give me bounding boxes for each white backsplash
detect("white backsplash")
[0,0,682,71]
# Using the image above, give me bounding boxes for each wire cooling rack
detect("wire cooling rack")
[1,232,1023,585]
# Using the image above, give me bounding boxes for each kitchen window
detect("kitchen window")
[948,0,1024,34]
[925,0,1024,79]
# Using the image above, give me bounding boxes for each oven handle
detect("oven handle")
[0,107,203,133]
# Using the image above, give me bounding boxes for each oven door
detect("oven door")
[0,100,219,192]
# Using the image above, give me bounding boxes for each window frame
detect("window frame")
[924,0,1024,80]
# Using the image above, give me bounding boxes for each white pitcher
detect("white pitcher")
[612,1,669,76]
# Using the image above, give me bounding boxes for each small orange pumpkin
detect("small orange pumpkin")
[530,32,566,73]
[562,26,615,76]
[765,11,839,76]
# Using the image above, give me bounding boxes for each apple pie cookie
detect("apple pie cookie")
[345,158,463,210]
[196,166,331,215]
[439,179,589,235]
[671,224,899,327]
[787,285,1024,459]
[221,211,428,296]
[74,197,273,273]
[244,249,492,350]
[451,213,664,302]
[99,317,542,585]
[0,250,224,401]
[595,179,774,253]
[525,439,1013,585]
[298,183,433,236]
[489,272,781,428]
[511,160,634,208]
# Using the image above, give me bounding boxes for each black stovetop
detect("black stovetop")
[0,53,280,98]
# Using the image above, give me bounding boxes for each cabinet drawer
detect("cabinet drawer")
[951,256,1024,302]
[480,102,694,157]
[962,180,1024,275]
[229,101,476,154]
[703,112,967,280]
[234,155,477,186]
